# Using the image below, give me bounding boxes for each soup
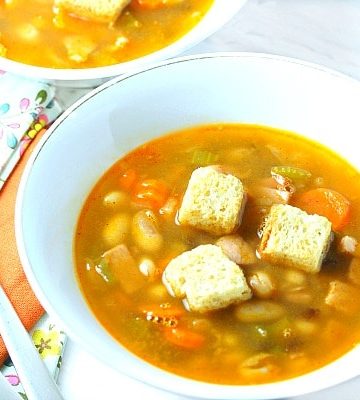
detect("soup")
[74,124,360,384]
[0,0,213,68]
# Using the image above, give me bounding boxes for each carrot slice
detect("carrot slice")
[141,303,185,317]
[119,169,137,190]
[164,327,205,349]
[133,179,169,209]
[294,188,350,230]
[131,0,165,10]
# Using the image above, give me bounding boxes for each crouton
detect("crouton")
[162,244,252,313]
[177,167,246,235]
[102,244,145,293]
[325,280,360,315]
[55,0,131,24]
[259,204,332,273]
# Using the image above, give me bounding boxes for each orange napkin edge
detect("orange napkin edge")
[0,131,45,366]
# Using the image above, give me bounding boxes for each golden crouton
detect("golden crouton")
[177,167,246,235]
[259,204,332,273]
[162,244,252,313]
[55,0,131,24]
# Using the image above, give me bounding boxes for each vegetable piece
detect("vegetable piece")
[64,35,97,63]
[250,175,295,207]
[102,244,146,293]
[294,319,318,336]
[103,190,129,208]
[338,235,359,255]
[271,166,312,182]
[191,149,219,166]
[164,327,205,349]
[295,188,350,230]
[0,43,7,57]
[216,235,257,265]
[325,280,360,315]
[119,169,137,190]
[234,301,285,323]
[348,258,360,286]
[102,213,130,247]
[131,0,183,10]
[132,178,169,209]
[239,353,279,382]
[283,287,312,305]
[141,303,185,317]
[131,209,163,252]
[159,196,178,217]
[138,257,157,277]
[248,271,276,299]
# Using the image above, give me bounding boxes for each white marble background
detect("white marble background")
[57,1,360,399]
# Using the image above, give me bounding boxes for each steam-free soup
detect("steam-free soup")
[74,124,360,384]
[0,0,212,68]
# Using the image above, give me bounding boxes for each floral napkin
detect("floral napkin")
[0,70,62,190]
[0,70,66,397]
[1,316,67,400]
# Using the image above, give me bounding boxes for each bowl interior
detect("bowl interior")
[16,53,360,399]
[0,0,247,86]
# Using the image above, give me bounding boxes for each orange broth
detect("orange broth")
[0,0,213,68]
[74,124,360,384]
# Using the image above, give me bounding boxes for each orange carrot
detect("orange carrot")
[131,0,165,10]
[133,179,169,209]
[164,327,205,349]
[294,188,350,231]
[141,303,185,318]
[119,169,137,190]
[131,0,182,10]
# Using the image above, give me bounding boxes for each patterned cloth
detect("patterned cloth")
[0,70,65,396]
[0,70,62,191]
[1,316,66,399]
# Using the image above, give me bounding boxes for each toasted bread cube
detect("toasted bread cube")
[162,244,252,313]
[259,204,332,273]
[325,280,360,315]
[55,0,131,24]
[178,167,246,235]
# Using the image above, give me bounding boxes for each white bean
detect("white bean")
[234,301,285,323]
[139,257,157,277]
[103,191,129,208]
[132,210,163,253]
[102,213,130,247]
[248,271,276,299]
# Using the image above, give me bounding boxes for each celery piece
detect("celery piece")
[271,165,312,181]
[191,149,219,166]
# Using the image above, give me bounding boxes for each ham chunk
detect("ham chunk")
[102,244,145,294]
[325,280,360,315]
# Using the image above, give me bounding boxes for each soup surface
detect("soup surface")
[0,0,212,68]
[75,124,360,384]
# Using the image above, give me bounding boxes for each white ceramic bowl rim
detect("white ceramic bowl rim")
[0,1,246,82]
[15,52,360,400]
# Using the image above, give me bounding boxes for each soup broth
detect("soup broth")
[0,0,212,68]
[74,124,360,384]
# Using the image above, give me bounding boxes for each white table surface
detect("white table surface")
[56,1,360,399]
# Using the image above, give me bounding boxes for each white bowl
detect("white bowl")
[16,53,360,399]
[0,1,246,87]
